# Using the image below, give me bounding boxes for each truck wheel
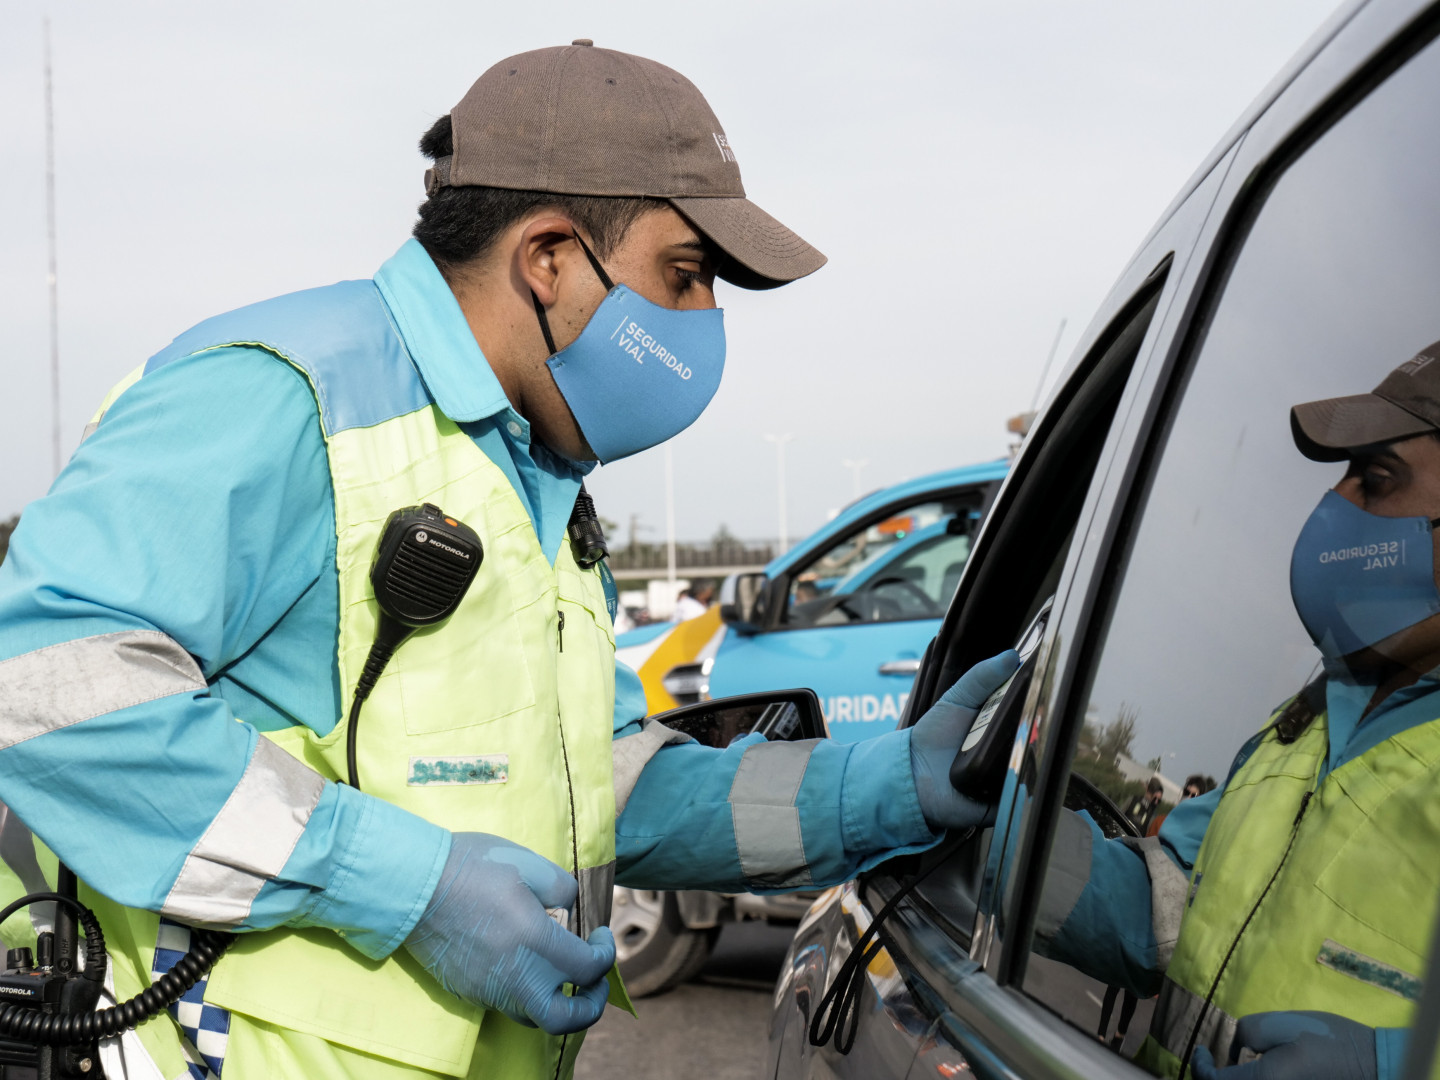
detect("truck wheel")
[611,888,720,998]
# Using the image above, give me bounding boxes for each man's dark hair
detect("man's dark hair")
[413,115,663,273]
[1146,776,1164,796]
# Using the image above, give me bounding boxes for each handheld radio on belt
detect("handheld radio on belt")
[346,504,483,790]
[0,863,231,1079]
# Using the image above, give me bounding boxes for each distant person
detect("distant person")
[1123,775,1166,834]
[1146,773,1215,837]
[673,581,715,622]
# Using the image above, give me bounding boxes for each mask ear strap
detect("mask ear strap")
[570,229,616,292]
[532,227,613,359]
[531,291,559,356]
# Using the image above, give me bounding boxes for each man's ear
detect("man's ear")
[513,215,579,308]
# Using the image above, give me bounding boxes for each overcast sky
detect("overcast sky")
[1,0,1343,543]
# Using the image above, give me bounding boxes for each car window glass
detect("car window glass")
[785,499,981,627]
[1019,29,1440,1058]
[902,282,1166,950]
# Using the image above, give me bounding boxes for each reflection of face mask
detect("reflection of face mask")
[533,233,725,464]
[1289,490,1440,658]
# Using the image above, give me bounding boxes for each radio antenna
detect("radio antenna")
[1030,317,1067,413]
[44,18,61,478]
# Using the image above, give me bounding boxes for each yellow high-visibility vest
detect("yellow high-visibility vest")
[75,280,623,1079]
[1137,706,1440,1077]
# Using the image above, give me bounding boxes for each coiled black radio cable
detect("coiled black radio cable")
[0,891,231,1045]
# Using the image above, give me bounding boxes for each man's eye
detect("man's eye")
[674,267,702,291]
[1361,468,1393,493]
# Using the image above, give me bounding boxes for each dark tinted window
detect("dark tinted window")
[1021,27,1440,1055]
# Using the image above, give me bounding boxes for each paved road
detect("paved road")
[576,920,795,1080]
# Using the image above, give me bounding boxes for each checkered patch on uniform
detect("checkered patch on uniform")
[152,918,230,1079]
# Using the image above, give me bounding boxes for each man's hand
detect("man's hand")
[908,650,1020,829]
[404,833,616,1035]
[1190,1011,1377,1080]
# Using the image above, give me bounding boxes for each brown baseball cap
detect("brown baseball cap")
[1292,340,1440,461]
[425,40,826,291]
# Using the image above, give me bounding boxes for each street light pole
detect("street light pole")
[764,433,794,551]
[664,444,677,592]
[841,458,868,501]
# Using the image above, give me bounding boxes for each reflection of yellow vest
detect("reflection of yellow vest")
[1136,710,1440,1077]
[68,283,623,1079]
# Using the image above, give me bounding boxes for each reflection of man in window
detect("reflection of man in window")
[1028,343,1440,1079]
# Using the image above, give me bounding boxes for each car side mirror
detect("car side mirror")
[650,689,828,747]
[718,571,769,633]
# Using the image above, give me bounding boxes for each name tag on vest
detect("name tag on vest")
[408,755,509,786]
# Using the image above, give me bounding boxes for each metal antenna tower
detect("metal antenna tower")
[44,18,62,477]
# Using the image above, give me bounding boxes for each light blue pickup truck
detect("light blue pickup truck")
[616,458,1008,739]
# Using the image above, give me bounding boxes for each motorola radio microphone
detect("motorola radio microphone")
[347,504,482,789]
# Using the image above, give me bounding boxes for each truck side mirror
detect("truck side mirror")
[649,688,828,747]
[718,571,769,633]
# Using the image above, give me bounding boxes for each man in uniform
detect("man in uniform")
[0,42,1006,1080]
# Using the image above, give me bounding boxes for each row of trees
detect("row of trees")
[0,516,16,566]
[606,522,776,572]
[1072,702,1154,811]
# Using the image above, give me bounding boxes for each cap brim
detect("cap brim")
[1290,393,1436,461]
[669,197,827,291]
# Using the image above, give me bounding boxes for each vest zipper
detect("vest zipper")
[1178,785,1316,1078]
[552,607,581,1080]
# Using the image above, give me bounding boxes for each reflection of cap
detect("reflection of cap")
[1291,340,1440,461]
[426,40,826,291]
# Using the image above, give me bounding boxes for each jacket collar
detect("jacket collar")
[373,239,511,423]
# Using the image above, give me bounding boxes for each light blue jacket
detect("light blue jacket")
[0,239,938,960]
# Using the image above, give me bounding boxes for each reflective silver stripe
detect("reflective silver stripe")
[1034,809,1093,939]
[576,861,615,939]
[0,631,205,751]
[612,719,692,815]
[79,421,99,443]
[162,737,325,926]
[730,740,815,889]
[1119,834,1191,969]
[1151,976,1239,1065]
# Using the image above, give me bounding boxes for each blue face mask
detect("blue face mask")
[535,233,725,464]
[1289,490,1440,658]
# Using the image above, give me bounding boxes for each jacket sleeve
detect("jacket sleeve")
[1034,788,1219,997]
[611,666,940,891]
[0,349,447,960]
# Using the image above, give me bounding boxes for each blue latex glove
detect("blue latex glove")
[403,833,617,1035]
[908,650,1021,829]
[1191,1011,1377,1080]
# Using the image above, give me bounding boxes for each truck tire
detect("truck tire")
[611,888,720,998]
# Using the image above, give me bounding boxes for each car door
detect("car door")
[708,473,999,743]
[844,5,1440,1078]
[772,248,1186,1080]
